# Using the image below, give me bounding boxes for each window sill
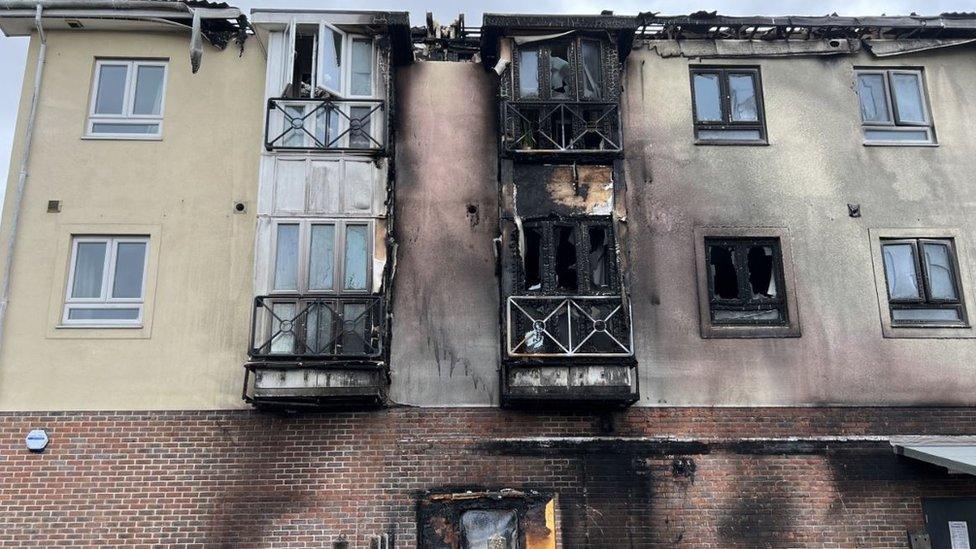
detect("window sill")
[694,140,769,147]
[862,141,938,147]
[56,324,143,330]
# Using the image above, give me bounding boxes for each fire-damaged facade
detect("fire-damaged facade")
[4,3,976,548]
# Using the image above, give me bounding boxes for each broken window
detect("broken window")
[514,37,606,101]
[290,27,317,97]
[520,218,616,294]
[705,237,786,324]
[284,22,375,99]
[272,220,372,295]
[881,238,965,325]
[856,68,935,144]
[690,67,766,143]
[461,510,518,549]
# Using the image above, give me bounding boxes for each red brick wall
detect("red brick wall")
[1,407,975,547]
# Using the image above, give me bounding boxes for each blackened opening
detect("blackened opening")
[554,224,578,291]
[709,245,739,299]
[525,227,544,291]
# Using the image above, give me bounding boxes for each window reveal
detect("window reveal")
[881,238,965,325]
[690,67,766,143]
[705,238,786,324]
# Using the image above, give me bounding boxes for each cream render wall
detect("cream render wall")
[0,30,264,410]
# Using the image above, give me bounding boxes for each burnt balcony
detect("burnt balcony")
[243,294,386,409]
[500,101,622,156]
[264,97,385,153]
[502,295,638,407]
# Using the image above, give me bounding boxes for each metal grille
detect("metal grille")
[265,97,385,152]
[507,295,633,357]
[249,295,384,359]
[501,101,621,153]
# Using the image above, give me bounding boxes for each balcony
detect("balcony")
[503,295,637,406]
[243,294,386,409]
[500,101,621,156]
[264,97,385,153]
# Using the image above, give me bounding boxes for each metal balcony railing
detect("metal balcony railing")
[506,295,633,358]
[501,101,622,154]
[249,295,384,360]
[264,97,385,152]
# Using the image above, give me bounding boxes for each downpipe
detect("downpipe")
[0,4,46,354]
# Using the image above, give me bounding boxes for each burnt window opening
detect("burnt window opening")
[881,238,967,326]
[705,237,786,325]
[690,66,767,144]
[290,28,318,98]
[519,218,617,295]
[513,37,607,102]
[461,509,519,549]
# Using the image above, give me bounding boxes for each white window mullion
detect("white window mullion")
[102,238,117,301]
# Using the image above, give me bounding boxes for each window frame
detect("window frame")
[704,237,788,326]
[869,228,975,339]
[519,216,618,295]
[270,218,373,295]
[855,68,936,146]
[694,227,801,338]
[85,59,168,140]
[880,237,966,327]
[689,66,767,145]
[62,235,150,327]
[512,37,606,102]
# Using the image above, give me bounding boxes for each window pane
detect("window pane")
[132,65,165,115]
[343,224,368,290]
[923,243,958,300]
[112,242,147,298]
[269,302,296,354]
[708,245,738,300]
[892,308,961,322]
[67,307,140,320]
[728,74,758,122]
[518,49,539,98]
[319,26,343,91]
[882,243,921,299]
[580,41,602,100]
[308,224,335,291]
[863,128,931,142]
[549,44,571,99]
[90,123,160,135]
[857,73,891,123]
[348,106,373,149]
[697,129,763,141]
[350,38,373,96]
[891,72,926,124]
[94,64,128,115]
[461,509,518,549]
[588,226,610,288]
[273,224,300,291]
[747,245,777,298]
[692,73,722,122]
[340,302,368,354]
[305,300,335,354]
[282,105,306,147]
[553,224,578,291]
[71,242,107,298]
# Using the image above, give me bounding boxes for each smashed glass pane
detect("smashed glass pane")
[728,73,758,122]
[857,73,891,123]
[693,73,722,122]
[882,243,920,299]
[549,44,571,99]
[518,49,539,98]
[461,510,518,549]
[708,245,738,299]
[581,40,602,100]
[554,224,578,291]
[747,245,776,298]
[524,226,544,291]
[589,226,610,288]
[923,242,957,300]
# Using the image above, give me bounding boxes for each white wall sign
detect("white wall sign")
[950,521,971,549]
[25,429,49,452]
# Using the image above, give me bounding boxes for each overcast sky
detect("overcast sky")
[0,0,973,207]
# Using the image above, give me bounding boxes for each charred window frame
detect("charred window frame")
[690,67,767,145]
[869,229,975,339]
[520,217,618,295]
[513,37,606,102]
[694,228,801,338]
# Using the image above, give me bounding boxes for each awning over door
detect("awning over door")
[892,436,976,476]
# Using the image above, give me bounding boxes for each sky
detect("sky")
[0,0,973,208]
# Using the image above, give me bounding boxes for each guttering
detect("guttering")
[0,4,46,354]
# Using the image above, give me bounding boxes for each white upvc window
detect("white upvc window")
[271,219,372,294]
[63,236,149,326]
[287,21,375,98]
[86,59,168,139]
[855,68,935,145]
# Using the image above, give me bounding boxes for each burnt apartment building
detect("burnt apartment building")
[1,2,976,547]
